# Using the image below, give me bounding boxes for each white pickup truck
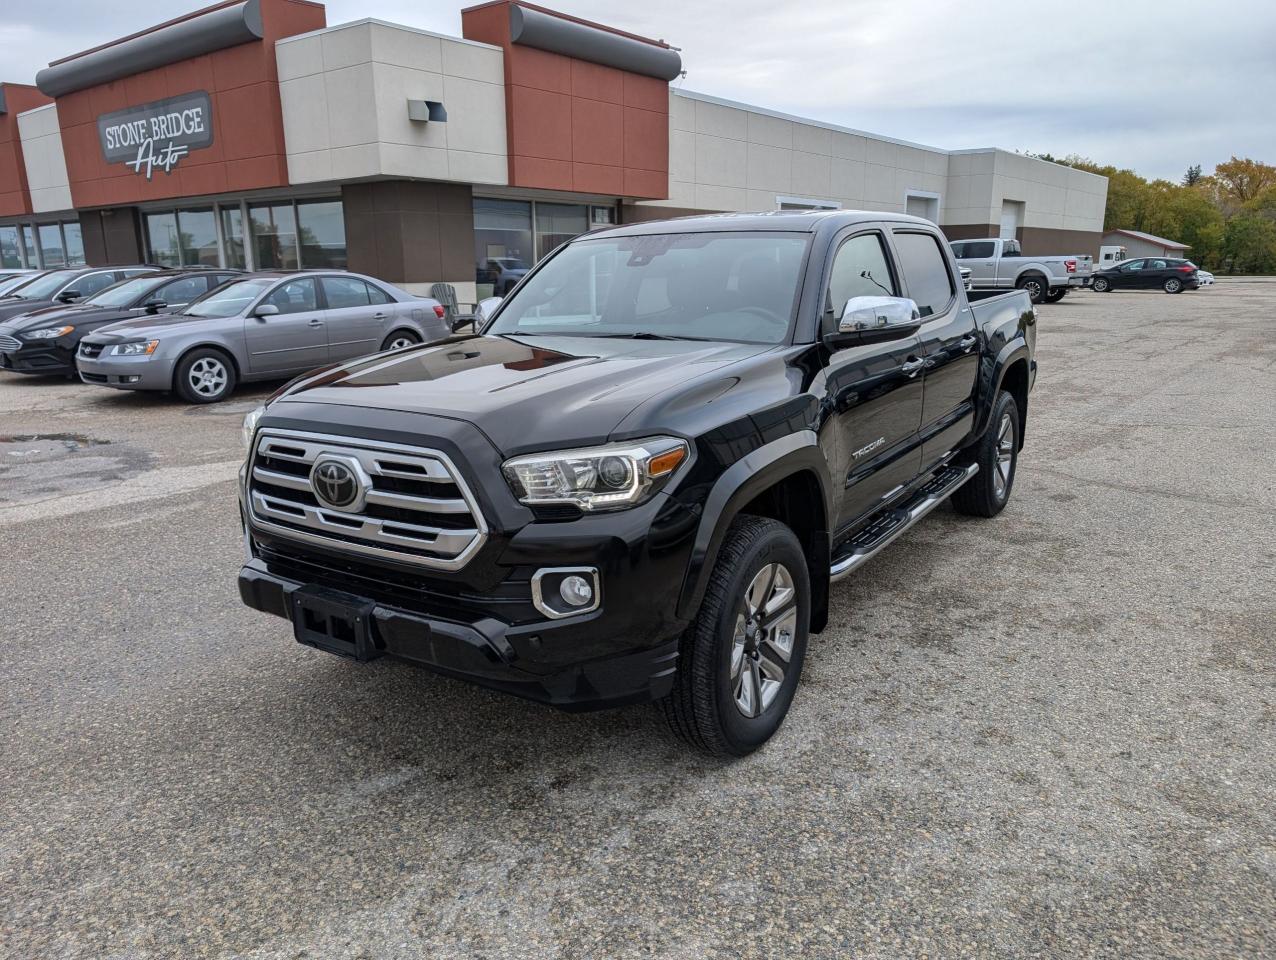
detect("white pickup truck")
[950,238,1092,304]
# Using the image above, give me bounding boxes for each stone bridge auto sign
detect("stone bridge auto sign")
[97,92,214,180]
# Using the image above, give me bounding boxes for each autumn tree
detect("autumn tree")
[1212,157,1276,207]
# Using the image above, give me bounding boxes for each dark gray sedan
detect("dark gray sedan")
[76,271,450,403]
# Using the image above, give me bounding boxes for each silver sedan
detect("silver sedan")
[76,271,450,403]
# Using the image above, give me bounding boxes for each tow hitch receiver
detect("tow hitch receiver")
[290,585,380,661]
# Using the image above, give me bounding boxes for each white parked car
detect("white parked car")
[1195,270,1214,286]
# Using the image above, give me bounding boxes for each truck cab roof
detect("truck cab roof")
[588,209,940,239]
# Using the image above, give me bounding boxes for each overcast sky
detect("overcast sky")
[4,0,1273,181]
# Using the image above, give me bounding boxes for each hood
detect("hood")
[82,312,224,343]
[0,297,56,322]
[272,334,773,455]
[1,302,137,333]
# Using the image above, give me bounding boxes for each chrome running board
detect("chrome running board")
[829,462,979,583]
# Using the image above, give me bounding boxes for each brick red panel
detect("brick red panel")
[463,0,669,200]
[0,83,53,217]
[54,0,325,210]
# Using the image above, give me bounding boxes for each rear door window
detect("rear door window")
[955,240,995,259]
[156,276,208,306]
[320,276,372,309]
[892,231,956,318]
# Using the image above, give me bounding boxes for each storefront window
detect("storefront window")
[0,226,21,268]
[473,198,533,299]
[250,203,299,270]
[220,207,246,268]
[63,222,85,266]
[535,203,588,260]
[178,208,219,266]
[19,225,37,266]
[145,212,181,267]
[296,200,347,268]
[38,223,66,267]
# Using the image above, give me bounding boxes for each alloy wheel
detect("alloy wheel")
[389,336,416,350]
[993,412,1015,500]
[730,562,798,718]
[189,357,228,398]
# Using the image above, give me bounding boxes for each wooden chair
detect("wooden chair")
[430,283,477,333]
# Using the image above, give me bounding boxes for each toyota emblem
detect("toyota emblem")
[310,457,364,510]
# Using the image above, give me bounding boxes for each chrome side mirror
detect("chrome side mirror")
[836,295,921,340]
[474,296,502,326]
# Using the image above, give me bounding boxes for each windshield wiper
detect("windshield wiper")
[591,332,714,341]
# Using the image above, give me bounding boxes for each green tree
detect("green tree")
[1182,164,1202,186]
[1221,215,1276,274]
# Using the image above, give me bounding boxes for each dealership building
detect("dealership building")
[0,0,1109,300]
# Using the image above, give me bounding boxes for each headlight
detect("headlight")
[24,325,74,339]
[241,404,265,451]
[503,437,689,511]
[110,340,160,356]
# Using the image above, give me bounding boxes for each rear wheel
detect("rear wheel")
[1163,277,1183,294]
[1017,274,1048,303]
[1092,277,1111,293]
[174,348,236,404]
[381,329,421,351]
[952,389,1019,518]
[661,515,810,757]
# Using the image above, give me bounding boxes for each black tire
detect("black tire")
[1043,287,1067,303]
[1017,274,1048,304]
[1163,277,1183,294]
[1092,277,1111,293]
[173,347,236,404]
[381,329,422,351]
[660,515,810,757]
[952,389,1020,518]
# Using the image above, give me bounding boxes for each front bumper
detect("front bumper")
[238,558,680,711]
[0,341,76,375]
[77,351,172,390]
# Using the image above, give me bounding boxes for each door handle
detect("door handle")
[373,312,387,319]
[308,319,325,327]
[958,335,978,351]
[901,357,926,377]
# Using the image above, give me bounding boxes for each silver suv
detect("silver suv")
[76,271,450,404]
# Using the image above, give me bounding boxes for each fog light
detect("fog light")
[559,575,593,607]
[531,567,600,619]
[122,375,140,383]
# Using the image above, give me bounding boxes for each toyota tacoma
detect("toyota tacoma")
[237,211,1036,756]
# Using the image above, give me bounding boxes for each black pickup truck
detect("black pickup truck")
[237,211,1036,756]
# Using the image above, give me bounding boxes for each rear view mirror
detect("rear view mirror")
[474,297,502,326]
[253,304,280,318]
[827,296,922,346]
[57,289,81,302]
[143,299,167,314]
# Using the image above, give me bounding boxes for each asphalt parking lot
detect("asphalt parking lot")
[2,283,1273,959]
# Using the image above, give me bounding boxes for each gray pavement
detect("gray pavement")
[1,283,1273,959]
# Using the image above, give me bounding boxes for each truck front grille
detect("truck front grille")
[246,429,487,571]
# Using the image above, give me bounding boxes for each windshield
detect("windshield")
[86,275,167,308]
[0,273,41,296]
[183,277,277,318]
[487,232,809,344]
[9,269,80,299]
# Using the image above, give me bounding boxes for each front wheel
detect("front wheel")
[1092,277,1111,293]
[1043,287,1067,303]
[1163,277,1183,294]
[952,389,1019,518]
[661,515,810,757]
[174,348,236,404]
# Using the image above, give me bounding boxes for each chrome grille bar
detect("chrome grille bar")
[0,335,21,352]
[247,429,488,570]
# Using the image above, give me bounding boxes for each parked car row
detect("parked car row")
[0,266,452,404]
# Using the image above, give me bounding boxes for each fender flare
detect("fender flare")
[974,340,1032,440]
[675,430,834,621]
[1013,262,1059,289]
